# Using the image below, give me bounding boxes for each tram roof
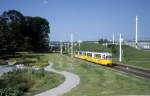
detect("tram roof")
[77,51,111,54]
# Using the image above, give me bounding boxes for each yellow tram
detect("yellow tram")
[75,51,112,66]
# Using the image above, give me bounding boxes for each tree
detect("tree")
[0,10,50,53]
[98,38,109,44]
[24,16,50,52]
[0,17,7,53]
[0,10,25,53]
[107,44,118,55]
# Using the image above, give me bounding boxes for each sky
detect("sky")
[0,0,150,41]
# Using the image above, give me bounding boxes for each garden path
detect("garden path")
[35,62,80,96]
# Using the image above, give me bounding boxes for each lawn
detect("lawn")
[1,52,150,95]
[113,45,150,69]
[44,54,150,96]
[74,42,111,52]
[74,42,150,69]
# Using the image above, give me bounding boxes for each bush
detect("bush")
[0,68,64,95]
[0,88,22,96]
[107,44,118,55]
[0,69,37,95]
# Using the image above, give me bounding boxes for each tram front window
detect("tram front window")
[106,56,112,60]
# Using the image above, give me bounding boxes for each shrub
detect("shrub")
[0,68,64,95]
[0,88,22,96]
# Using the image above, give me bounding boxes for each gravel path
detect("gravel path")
[35,62,80,96]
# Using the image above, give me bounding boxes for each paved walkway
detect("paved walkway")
[0,65,14,76]
[35,62,80,96]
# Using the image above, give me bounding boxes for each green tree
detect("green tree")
[0,10,25,53]
[24,16,50,52]
[0,10,50,53]
[98,38,109,44]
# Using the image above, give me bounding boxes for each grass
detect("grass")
[1,51,150,95]
[113,45,150,69]
[40,53,150,96]
[0,68,64,96]
[74,42,111,52]
[74,42,150,69]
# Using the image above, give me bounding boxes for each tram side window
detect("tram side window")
[83,52,86,55]
[75,52,78,55]
[95,54,101,59]
[87,53,92,57]
[79,52,82,55]
[102,55,105,59]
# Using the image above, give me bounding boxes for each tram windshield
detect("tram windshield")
[106,55,112,60]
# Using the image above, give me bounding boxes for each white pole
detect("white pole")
[79,42,80,50]
[136,16,138,47]
[78,40,81,50]
[113,33,114,44]
[65,43,67,53]
[119,33,122,62]
[67,42,70,54]
[71,33,73,57]
[60,40,63,55]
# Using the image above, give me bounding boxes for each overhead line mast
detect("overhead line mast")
[113,33,114,44]
[135,16,138,48]
[119,33,122,62]
[71,33,74,58]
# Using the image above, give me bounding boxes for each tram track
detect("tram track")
[112,63,150,79]
[75,57,150,79]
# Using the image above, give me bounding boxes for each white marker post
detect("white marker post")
[119,33,122,62]
[113,33,114,44]
[135,16,138,48]
[71,33,74,57]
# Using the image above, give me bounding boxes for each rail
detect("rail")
[112,63,150,79]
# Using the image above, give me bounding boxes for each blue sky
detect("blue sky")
[0,0,150,41]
